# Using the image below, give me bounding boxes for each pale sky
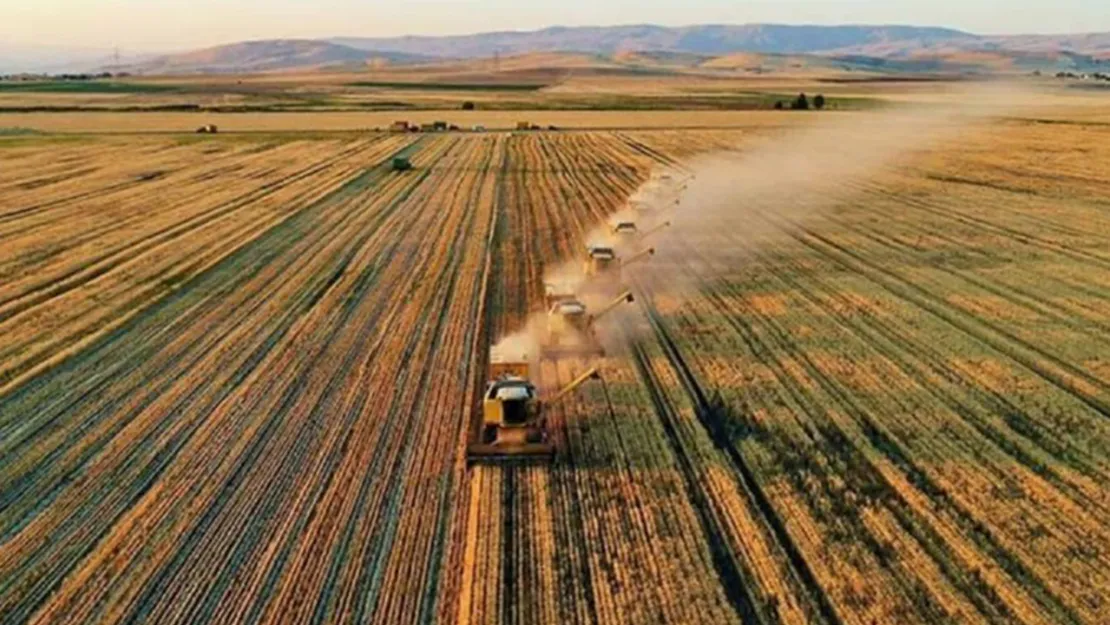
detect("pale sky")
[5,0,1107,52]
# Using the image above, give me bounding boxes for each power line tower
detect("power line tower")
[113,47,121,68]
[493,49,500,73]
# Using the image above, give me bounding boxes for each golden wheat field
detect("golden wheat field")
[1,108,1110,625]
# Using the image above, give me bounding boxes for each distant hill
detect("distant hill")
[105,25,1110,76]
[123,40,433,75]
[825,32,1110,72]
[331,24,974,58]
[0,44,140,74]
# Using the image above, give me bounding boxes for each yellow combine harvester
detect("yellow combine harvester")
[543,290,634,359]
[467,352,601,463]
[584,245,655,284]
[611,220,671,244]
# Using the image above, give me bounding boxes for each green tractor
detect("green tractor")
[391,156,413,172]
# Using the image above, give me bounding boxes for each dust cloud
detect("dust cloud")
[603,82,1040,346]
[491,82,1039,366]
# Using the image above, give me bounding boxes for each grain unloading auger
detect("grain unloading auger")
[467,356,602,464]
[639,220,671,241]
[542,290,634,359]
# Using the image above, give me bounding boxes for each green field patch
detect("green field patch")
[0,133,94,148]
[0,127,43,136]
[0,81,180,94]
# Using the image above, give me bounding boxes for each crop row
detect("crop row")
[1,131,748,624]
[619,123,1110,624]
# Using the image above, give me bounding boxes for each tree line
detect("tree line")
[774,93,827,111]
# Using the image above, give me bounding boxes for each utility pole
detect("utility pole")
[493,48,500,73]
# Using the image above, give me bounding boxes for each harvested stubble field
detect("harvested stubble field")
[1,117,1109,625]
[0,110,792,134]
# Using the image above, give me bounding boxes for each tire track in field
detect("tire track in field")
[691,268,1049,624]
[741,233,1110,599]
[628,340,765,625]
[0,142,281,244]
[741,228,1110,502]
[863,181,1110,271]
[0,139,418,394]
[839,180,1110,328]
[735,212,1093,624]
[123,143,457,625]
[789,225,1110,421]
[632,277,844,625]
[21,137,460,623]
[0,139,446,623]
[0,142,256,227]
[0,139,381,316]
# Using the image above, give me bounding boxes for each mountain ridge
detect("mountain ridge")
[95,24,1110,75]
[329,24,976,58]
[121,40,435,74]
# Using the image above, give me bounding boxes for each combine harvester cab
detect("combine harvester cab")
[467,351,602,465]
[583,245,619,281]
[612,221,639,239]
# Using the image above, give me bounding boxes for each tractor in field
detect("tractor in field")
[392,157,413,172]
[195,124,218,134]
[543,290,634,359]
[467,352,602,463]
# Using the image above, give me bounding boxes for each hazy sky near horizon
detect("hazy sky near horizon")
[5,0,1107,51]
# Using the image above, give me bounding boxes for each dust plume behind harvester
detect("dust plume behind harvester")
[466,348,602,464]
[628,169,692,213]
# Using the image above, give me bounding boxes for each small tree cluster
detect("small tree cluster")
[776,93,827,111]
